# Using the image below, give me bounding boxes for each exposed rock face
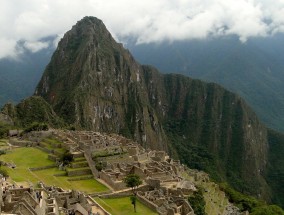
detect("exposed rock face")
[35,17,167,150]
[35,17,269,199]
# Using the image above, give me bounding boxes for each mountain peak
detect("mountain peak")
[70,16,107,36]
[35,17,271,201]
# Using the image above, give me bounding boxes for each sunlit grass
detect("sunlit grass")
[94,197,158,215]
[0,147,108,193]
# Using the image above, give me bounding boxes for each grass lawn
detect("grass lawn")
[0,147,109,193]
[0,139,11,150]
[94,197,158,215]
[41,138,66,154]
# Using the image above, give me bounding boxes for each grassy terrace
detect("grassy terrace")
[40,137,66,154]
[0,139,10,150]
[94,197,158,215]
[0,147,108,193]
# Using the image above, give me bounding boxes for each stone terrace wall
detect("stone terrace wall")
[137,192,158,212]
[99,171,126,191]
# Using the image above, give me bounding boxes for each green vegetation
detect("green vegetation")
[95,162,103,171]
[0,168,8,177]
[266,129,284,208]
[124,174,142,212]
[0,147,108,193]
[22,16,284,210]
[220,183,261,211]
[2,96,64,128]
[188,188,206,215]
[40,137,66,154]
[251,205,284,215]
[130,195,138,213]
[94,197,157,215]
[220,183,284,214]
[92,150,123,159]
[0,122,13,138]
[123,174,142,194]
[60,151,74,165]
[24,122,48,132]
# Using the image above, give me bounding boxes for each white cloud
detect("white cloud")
[0,0,284,58]
[23,41,49,53]
[0,38,18,59]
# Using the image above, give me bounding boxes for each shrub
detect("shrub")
[188,188,206,215]
[251,205,284,215]
[24,122,48,132]
[0,168,8,177]
[0,123,11,138]
[220,183,263,212]
[95,162,103,172]
[60,151,74,166]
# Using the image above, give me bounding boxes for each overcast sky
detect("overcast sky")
[1,0,284,59]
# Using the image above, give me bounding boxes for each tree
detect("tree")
[60,151,74,166]
[124,174,142,194]
[130,195,137,213]
[124,174,142,212]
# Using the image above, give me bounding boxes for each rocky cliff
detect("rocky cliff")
[35,17,270,200]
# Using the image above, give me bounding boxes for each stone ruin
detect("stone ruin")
[1,129,247,215]
[0,178,109,215]
[51,130,197,215]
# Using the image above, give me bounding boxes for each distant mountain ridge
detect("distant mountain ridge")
[0,42,54,107]
[127,35,284,132]
[33,16,280,205]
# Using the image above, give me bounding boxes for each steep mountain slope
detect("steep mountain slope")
[266,130,284,207]
[35,16,273,202]
[128,37,284,132]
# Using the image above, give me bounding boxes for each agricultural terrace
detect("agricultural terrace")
[0,145,108,194]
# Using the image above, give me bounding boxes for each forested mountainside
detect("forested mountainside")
[1,96,63,128]
[31,17,284,206]
[128,36,284,132]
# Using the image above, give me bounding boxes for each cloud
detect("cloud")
[0,38,18,59]
[23,41,49,53]
[0,0,284,58]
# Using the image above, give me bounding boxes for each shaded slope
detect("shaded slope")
[128,37,284,132]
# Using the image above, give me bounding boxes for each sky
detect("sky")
[0,0,284,59]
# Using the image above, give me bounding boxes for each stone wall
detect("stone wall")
[36,146,52,154]
[67,175,93,181]
[99,171,126,191]
[29,164,57,171]
[100,192,132,198]
[48,154,58,162]
[137,192,158,212]
[71,162,88,168]
[67,168,92,177]
[9,138,34,147]
[88,197,111,215]
[83,147,100,178]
